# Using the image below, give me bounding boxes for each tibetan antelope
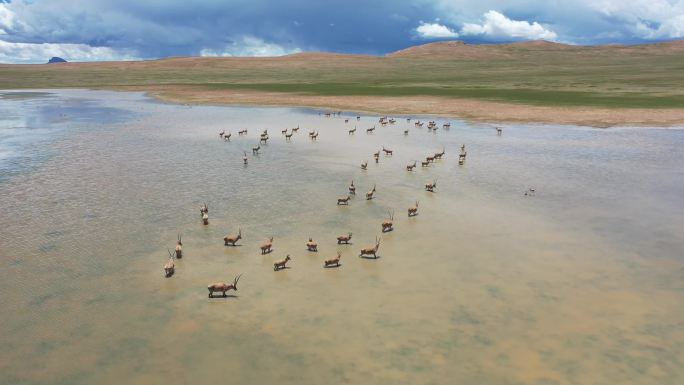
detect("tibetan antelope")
[223,132,232,141]
[324,252,342,268]
[252,143,261,154]
[348,126,356,134]
[426,155,435,163]
[349,180,356,195]
[361,160,368,170]
[359,237,381,259]
[208,274,242,298]
[219,130,225,139]
[306,237,318,252]
[260,236,274,254]
[434,147,445,159]
[238,129,247,135]
[406,161,417,171]
[273,255,291,271]
[382,146,393,156]
[421,160,429,167]
[408,201,419,217]
[382,210,394,232]
[366,184,376,200]
[285,130,293,140]
[366,126,375,134]
[224,228,242,246]
[425,180,437,192]
[243,151,248,165]
[164,250,175,277]
[337,195,351,205]
[337,232,352,244]
[292,125,300,132]
[175,233,183,258]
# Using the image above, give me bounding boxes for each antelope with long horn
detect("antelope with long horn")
[175,234,183,258]
[260,236,274,254]
[408,201,419,217]
[292,125,300,132]
[425,180,437,192]
[273,255,291,271]
[243,151,248,165]
[348,126,356,135]
[337,232,352,244]
[208,274,242,298]
[252,143,261,154]
[366,184,377,200]
[359,237,381,258]
[224,228,242,246]
[219,130,225,139]
[382,209,394,232]
[324,252,342,268]
[164,250,175,277]
[337,195,351,205]
[406,161,417,171]
[348,180,356,195]
[426,155,435,163]
[434,147,445,159]
[382,146,393,156]
[306,237,318,252]
[361,160,368,170]
[224,132,232,141]
[421,160,429,167]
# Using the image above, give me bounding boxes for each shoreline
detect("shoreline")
[119,85,684,128]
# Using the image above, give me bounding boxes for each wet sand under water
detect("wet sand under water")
[0,90,683,385]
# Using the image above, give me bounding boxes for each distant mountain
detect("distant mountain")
[47,57,67,64]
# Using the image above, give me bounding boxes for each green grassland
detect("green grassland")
[1,41,683,108]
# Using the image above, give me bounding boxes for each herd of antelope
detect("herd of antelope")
[162,112,513,299]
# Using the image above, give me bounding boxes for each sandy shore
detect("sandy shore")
[120,85,684,128]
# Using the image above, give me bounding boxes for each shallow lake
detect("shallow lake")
[1,89,683,385]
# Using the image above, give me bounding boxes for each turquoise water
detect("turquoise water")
[0,90,683,385]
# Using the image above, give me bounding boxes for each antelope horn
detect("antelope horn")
[234,273,242,285]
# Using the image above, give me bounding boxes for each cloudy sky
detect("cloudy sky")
[1,0,683,63]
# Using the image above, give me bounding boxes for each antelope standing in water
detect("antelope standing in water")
[382,146,393,156]
[366,184,376,200]
[421,160,430,167]
[337,232,352,244]
[348,180,356,195]
[223,132,232,141]
[324,252,342,268]
[238,129,247,135]
[408,201,419,217]
[208,274,242,298]
[285,130,293,140]
[361,160,368,170]
[219,130,225,139]
[224,228,242,246]
[496,127,503,135]
[434,147,445,159]
[243,151,248,165]
[382,209,394,232]
[426,155,435,163]
[306,237,318,252]
[406,161,417,171]
[273,255,291,271]
[348,126,356,135]
[425,180,437,192]
[175,233,183,258]
[337,195,351,205]
[252,143,261,154]
[366,126,375,134]
[164,250,175,277]
[359,237,381,258]
[260,236,274,254]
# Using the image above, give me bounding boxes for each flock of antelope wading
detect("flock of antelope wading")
[163,113,493,299]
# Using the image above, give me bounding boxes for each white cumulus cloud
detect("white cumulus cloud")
[0,40,136,64]
[200,36,301,57]
[461,10,558,40]
[416,22,459,38]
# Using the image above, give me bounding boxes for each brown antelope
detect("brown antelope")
[324,252,342,268]
[425,180,437,192]
[260,236,274,254]
[349,180,356,195]
[306,237,318,252]
[408,201,419,217]
[382,146,393,156]
[421,160,429,167]
[252,143,260,154]
[434,147,445,159]
[224,228,242,246]
[273,255,291,271]
[243,151,248,165]
[406,161,417,171]
[426,155,435,163]
[366,126,375,134]
[238,129,247,135]
[292,125,300,132]
[348,126,356,134]
[260,135,269,144]
[311,131,319,140]
[175,233,183,258]
[382,209,394,232]
[496,127,503,135]
[361,160,368,170]
[164,250,175,277]
[223,132,232,141]
[359,237,381,258]
[219,130,225,139]
[337,232,352,244]
[285,130,293,140]
[281,128,288,134]
[207,274,242,298]
[366,184,376,200]
[337,195,351,205]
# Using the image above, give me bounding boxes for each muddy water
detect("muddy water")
[0,90,683,385]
